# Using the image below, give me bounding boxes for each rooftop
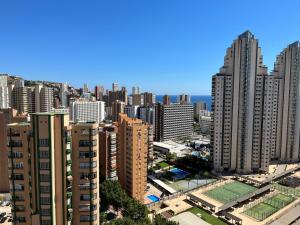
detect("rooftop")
[30,112,68,116]
[7,122,30,126]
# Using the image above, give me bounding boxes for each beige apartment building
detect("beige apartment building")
[7,122,32,224]
[72,122,100,225]
[112,100,125,122]
[212,32,300,173]
[264,41,300,162]
[154,103,193,142]
[8,112,73,225]
[212,31,269,173]
[117,114,148,202]
[99,124,118,180]
[0,108,28,193]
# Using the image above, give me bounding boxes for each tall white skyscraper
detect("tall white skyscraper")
[0,75,9,109]
[263,41,300,162]
[212,31,269,173]
[40,86,54,112]
[60,83,69,107]
[132,86,140,95]
[112,83,118,92]
[124,105,139,118]
[178,94,191,104]
[70,101,105,123]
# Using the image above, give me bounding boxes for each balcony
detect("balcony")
[78,140,97,147]
[67,192,72,199]
[79,183,97,190]
[66,159,72,166]
[67,211,73,221]
[7,131,20,137]
[66,136,72,143]
[66,148,72,154]
[67,180,72,189]
[66,171,72,177]
[8,140,23,148]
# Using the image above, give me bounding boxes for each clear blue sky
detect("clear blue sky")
[1,0,300,95]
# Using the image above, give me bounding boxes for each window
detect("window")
[81,129,98,136]
[79,151,96,158]
[8,140,22,147]
[80,172,96,180]
[80,194,97,201]
[79,182,97,190]
[79,162,97,169]
[11,174,24,180]
[15,205,25,212]
[40,174,50,182]
[40,151,49,158]
[79,140,96,147]
[13,162,24,169]
[12,184,24,191]
[80,215,97,222]
[79,204,97,212]
[8,152,23,158]
[13,195,24,201]
[40,185,50,193]
[41,208,51,216]
[40,197,51,204]
[39,139,49,147]
[17,216,26,223]
[40,162,50,170]
[41,220,51,225]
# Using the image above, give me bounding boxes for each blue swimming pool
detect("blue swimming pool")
[147,194,160,202]
[170,168,190,180]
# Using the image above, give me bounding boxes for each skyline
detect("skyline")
[1,0,300,94]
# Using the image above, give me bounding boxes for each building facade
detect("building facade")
[264,41,300,163]
[0,109,28,193]
[163,95,170,105]
[8,112,73,225]
[178,94,190,104]
[111,100,125,122]
[124,105,139,118]
[194,101,207,118]
[72,123,100,225]
[212,32,300,173]
[0,75,9,109]
[138,106,155,125]
[70,101,105,123]
[211,31,269,173]
[143,92,155,106]
[154,103,193,141]
[99,124,118,180]
[117,114,148,202]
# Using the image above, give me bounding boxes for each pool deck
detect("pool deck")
[148,175,177,194]
[157,195,193,215]
[144,183,163,204]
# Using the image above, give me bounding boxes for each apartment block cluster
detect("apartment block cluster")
[0,75,196,224]
[212,31,300,173]
[5,111,150,224]
[0,77,54,114]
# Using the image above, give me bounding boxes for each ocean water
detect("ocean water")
[156,95,212,111]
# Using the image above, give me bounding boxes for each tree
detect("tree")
[153,214,179,225]
[110,218,136,225]
[123,198,150,223]
[100,212,107,223]
[100,180,128,211]
[166,152,176,170]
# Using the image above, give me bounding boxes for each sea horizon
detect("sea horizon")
[156,95,212,111]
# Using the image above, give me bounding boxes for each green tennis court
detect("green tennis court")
[244,193,295,221]
[204,181,257,203]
